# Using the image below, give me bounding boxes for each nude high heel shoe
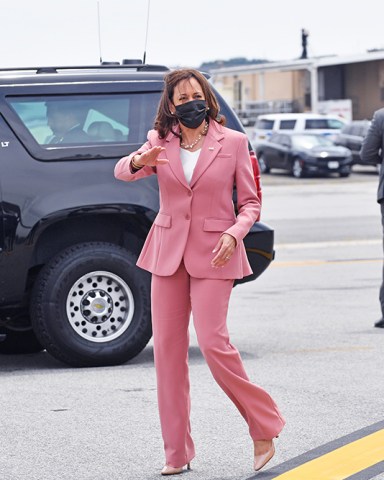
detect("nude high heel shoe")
[161,463,191,476]
[254,440,275,471]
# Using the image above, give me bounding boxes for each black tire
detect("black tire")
[292,158,305,178]
[257,153,270,174]
[339,166,351,178]
[30,242,152,367]
[0,327,44,354]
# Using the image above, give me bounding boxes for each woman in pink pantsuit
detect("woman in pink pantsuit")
[114,69,285,476]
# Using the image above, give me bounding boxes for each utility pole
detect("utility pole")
[301,29,309,59]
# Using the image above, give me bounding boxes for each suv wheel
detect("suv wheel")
[0,327,44,354]
[292,158,305,178]
[257,153,270,174]
[339,167,351,178]
[30,242,152,367]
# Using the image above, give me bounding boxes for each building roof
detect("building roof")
[210,50,384,75]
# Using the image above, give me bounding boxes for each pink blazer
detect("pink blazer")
[114,121,260,279]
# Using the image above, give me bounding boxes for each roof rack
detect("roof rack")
[0,63,170,74]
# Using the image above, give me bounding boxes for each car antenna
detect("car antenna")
[97,1,103,64]
[143,0,151,64]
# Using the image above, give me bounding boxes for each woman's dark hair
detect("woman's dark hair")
[154,68,226,139]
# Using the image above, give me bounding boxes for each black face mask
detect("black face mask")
[174,100,207,129]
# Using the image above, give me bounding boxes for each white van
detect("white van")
[252,113,348,146]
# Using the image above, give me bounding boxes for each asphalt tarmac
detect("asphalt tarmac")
[1,167,383,480]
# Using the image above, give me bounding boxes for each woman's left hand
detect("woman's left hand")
[211,233,237,268]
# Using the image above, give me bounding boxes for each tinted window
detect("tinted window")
[351,121,371,137]
[351,124,364,136]
[7,93,160,147]
[271,134,291,147]
[326,119,345,129]
[256,119,274,129]
[305,118,344,130]
[305,119,329,129]
[341,124,353,134]
[279,119,296,130]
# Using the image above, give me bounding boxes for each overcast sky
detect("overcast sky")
[1,0,384,68]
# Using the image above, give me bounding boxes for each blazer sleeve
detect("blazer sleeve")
[224,134,261,245]
[360,110,383,165]
[114,130,157,182]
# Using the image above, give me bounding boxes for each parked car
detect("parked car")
[334,120,379,170]
[256,132,353,178]
[0,62,272,367]
[252,112,348,147]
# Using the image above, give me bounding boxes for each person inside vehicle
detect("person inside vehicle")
[45,100,89,144]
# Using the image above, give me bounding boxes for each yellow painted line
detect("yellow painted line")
[246,247,274,261]
[273,429,384,480]
[271,258,381,268]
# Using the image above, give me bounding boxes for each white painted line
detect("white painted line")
[275,239,382,250]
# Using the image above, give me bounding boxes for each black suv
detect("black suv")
[0,63,274,367]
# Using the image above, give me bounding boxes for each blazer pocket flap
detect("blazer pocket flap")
[154,213,172,228]
[203,218,234,232]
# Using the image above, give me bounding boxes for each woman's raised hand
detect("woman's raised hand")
[134,146,168,167]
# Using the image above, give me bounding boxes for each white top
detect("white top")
[180,148,201,184]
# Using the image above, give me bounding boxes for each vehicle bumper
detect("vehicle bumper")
[354,159,380,167]
[304,158,352,174]
[234,221,274,286]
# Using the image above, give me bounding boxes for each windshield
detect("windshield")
[292,134,334,149]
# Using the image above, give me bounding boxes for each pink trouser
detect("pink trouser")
[151,261,285,468]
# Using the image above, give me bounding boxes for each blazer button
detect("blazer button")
[185,214,190,220]
[188,191,192,196]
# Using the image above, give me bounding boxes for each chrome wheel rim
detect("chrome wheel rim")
[258,155,267,173]
[66,271,134,343]
[293,160,302,178]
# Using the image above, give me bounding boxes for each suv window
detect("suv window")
[305,119,328,129]
[350,124,362,136]
[326,119,345,129]
[7,93,159,148]
[305,118,345,130]
[340,121,371,138]
[279,119,296,130]
[256,118,274,129]
[341,124,352,134]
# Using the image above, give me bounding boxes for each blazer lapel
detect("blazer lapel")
[165,129,190,190]
[189,122,224,188]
